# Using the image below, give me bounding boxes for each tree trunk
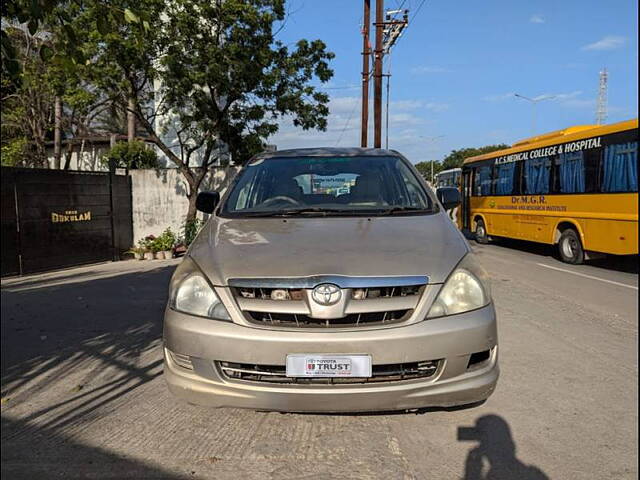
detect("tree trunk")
[53,96,62,169]
[186,191,198,224]
[127,97,136,142]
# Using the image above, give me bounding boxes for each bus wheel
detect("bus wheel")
[475,219,489,244]
[558,228,584,264]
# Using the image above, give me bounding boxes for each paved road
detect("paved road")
[1,243,637,479]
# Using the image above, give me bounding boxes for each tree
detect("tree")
[55,0,334,222]
[3,0,335,222]
[414,160,443,182]
[1,25,56,167]
[101,140,158,169]
[441,144,509,170]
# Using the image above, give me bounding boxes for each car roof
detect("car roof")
[254,147,401,159]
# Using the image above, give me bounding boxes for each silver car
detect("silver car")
[163,148,498,412]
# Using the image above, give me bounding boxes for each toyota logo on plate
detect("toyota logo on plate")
[311,283,342,306]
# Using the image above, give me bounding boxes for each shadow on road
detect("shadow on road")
[485,237,638,274]
[1,263,178,479]
[459,415,549,480]
[2,415,189,480]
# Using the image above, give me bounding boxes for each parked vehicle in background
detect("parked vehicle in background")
[436,168,462,221]
[435,168,462,189]
[163,147,498,412]
[458,119,638,264]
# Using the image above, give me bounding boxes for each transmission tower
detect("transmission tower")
[596,68,608,125]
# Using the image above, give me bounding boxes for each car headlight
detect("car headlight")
[427,253,491,318]
[169,257,231,321]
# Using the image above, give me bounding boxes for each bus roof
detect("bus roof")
[463,118,638,165]
[437,168,462,175]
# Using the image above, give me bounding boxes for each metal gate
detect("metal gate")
[1,167,133,276]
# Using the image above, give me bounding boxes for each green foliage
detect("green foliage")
[137,235,156,252]
[414,161,443,181]
[1,137,29,166]
[3,0,334,223]
[101,141,159,169]
[156,228,177,251]
[151,0,335,164]
[441,145,510,170]
[183,219,203,246]
[127,245,146,255]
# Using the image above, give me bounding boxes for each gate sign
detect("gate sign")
[51,210,92,223]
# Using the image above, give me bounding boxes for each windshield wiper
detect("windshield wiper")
[272,207,357,217]
[380,206,432,215]
[236,208,357,218]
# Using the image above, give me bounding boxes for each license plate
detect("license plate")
[286,354,372,377]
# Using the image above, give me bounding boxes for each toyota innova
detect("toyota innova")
[163,148,498,412]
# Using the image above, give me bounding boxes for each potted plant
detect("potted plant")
[128,245,145,260]
[149,236,162,259]
[157,228,177,259]
[142,235,157,260]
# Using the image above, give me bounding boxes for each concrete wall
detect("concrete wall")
[46,144,110,171]
[130,167,239,244]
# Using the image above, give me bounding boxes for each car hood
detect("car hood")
[188,213,469,286]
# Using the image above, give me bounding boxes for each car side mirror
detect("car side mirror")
[436,187,461,210]
[196,191,220,214]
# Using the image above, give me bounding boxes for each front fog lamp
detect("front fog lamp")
[171,266,231,321]
[427,255,491,318]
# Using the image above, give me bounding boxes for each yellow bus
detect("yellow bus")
[459,119,638,264]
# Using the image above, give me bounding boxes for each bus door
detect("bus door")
[460,168,472,231]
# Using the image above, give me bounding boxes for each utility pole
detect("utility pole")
[360,0,370,148]
[363,1,408,149]
[373,0,384,148]
[384,73,390,148]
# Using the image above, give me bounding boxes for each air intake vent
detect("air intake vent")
[219,359,440,384]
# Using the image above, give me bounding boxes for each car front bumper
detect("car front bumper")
[162,304,499,412]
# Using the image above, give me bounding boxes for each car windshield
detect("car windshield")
[221,155,433,217]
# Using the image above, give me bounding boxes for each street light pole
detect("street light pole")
[514,93,556,135]
[418,135,445,185]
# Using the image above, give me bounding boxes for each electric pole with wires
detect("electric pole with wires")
[360,0,371,148]
[361,0,408,148]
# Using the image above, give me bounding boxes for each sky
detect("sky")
[268,0,639,164]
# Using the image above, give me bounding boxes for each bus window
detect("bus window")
[524,157,551,194]
[602,141,638,192]
[495,162,516,195]
[474,166,492,196]
[556,152,585,193]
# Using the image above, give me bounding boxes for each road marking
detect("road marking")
[536,263,638,290]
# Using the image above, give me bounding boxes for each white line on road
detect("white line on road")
[536,263,638,290]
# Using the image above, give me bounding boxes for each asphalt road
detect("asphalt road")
[1,241,637,480]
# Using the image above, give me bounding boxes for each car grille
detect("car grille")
[218,360,440,384]
[228,276,428,328]
[245,310,411,327]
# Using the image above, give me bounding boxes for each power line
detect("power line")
[336,98,360,146]
[413,0,428,19]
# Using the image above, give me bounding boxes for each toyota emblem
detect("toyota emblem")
[311,283,342,306]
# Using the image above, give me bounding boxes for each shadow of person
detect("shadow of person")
[459,415,549,480]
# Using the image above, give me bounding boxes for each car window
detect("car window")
[222,155,433,216]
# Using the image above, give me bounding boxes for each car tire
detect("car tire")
[475,219,489,244]
[558,228,584,264]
